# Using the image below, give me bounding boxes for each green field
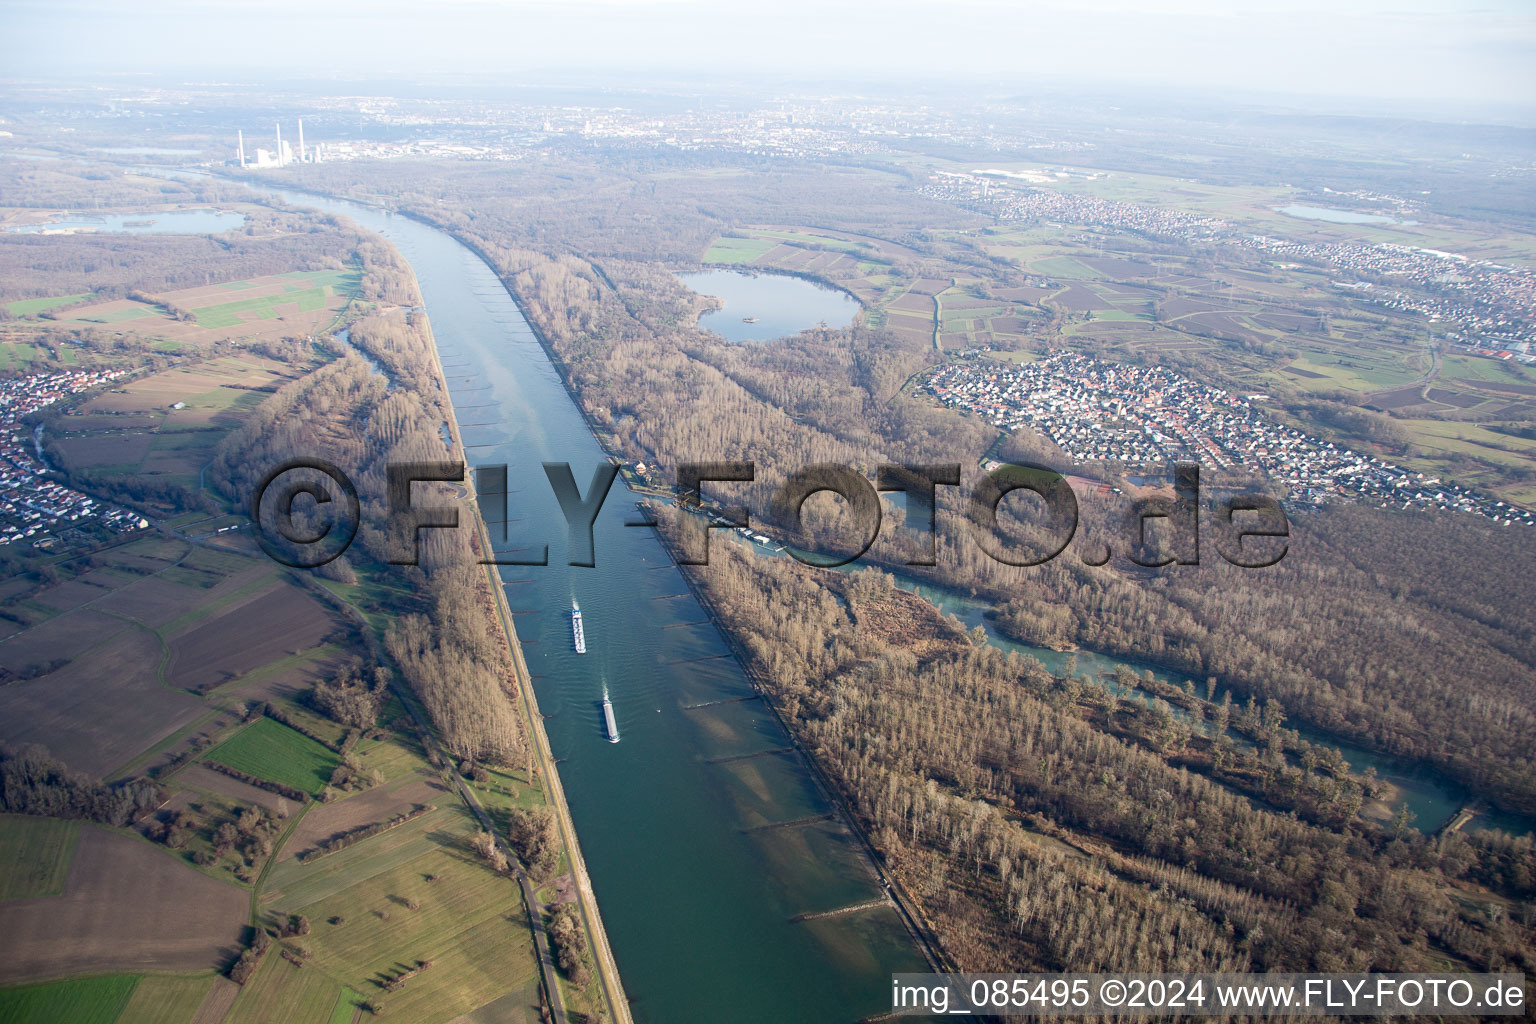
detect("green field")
[190,271,361,330]
[0,815,78,900]
[225,955,341,1024]
[1439,353,1536,385]
[0,343,42,370]
[1032,255,1104,280]
[5,293,96,317]
[0,975,139,1024]
[76,306,161,325]
[703,236,780,263]
[1400,418,1536,469]
[249,794,540,1023]
[327,987,364,1024]
[191,289,326,329]
[205,717,338,796]
[115,975,215,1024]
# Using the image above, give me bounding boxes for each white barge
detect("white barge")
[601,696,619,743]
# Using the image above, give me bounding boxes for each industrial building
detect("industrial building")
[234,119,323,169]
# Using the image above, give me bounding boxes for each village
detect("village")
[925,352,1535,526]
[0,369,147,549]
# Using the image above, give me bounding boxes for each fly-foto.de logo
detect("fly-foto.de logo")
[249,458,1289,571]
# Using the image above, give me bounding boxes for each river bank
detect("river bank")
[226,179,929,1024]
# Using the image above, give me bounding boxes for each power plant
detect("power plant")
[234,119,322,169]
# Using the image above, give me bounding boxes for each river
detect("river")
[239,187,927,1023]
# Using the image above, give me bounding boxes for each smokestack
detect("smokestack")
[275,122,283,166]
[297,119,304,163]
[237,129,245,169]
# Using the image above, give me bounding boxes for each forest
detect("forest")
[206,236,527,766]
[269,151,1536,985]
[677,540,1535,975]
[398,193,1536,818]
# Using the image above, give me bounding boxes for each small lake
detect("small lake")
[1275,204,1416,226]
[681,269,859,342]
[5,209,245,235]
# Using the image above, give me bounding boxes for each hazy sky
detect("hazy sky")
[5,0,1534,110]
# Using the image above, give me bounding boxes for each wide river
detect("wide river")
[210,175,1525,1024]
[246,186,927,1023]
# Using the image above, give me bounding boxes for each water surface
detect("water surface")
[5,209,245,234]
[682,268,859,342]
[242,182,925,1024]
[1274,204,1415,226]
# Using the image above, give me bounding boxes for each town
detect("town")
[925,352,1535,526]
[0,369,147,548]
[921,171,1536,360]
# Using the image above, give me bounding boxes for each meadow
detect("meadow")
[14,269,363,343]
[204,717,339,797]
[0,975,139,1024]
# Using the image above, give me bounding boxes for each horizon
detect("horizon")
[3,0,1534,121]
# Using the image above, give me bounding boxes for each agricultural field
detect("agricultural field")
[0,826,248,985]
[47,353,316,495]
[10,270,361,348]
[4,293,96,318]
[0,816,78,900]
[203,718,339,797]
[248,798,541,1024]
[0,973,227,1024]
[115,975,222,1024]
[0,534,347,780]
[163,581,344,694]
[0,613,205,779]
[0,974,140,1024]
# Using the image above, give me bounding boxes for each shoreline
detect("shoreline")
[414,233,634,1024]
[238,180,633,1024]
[645,502,954,978]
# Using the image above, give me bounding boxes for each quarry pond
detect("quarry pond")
[681,268,860,342]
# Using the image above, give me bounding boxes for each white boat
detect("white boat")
[601,696,619,743]
[571,601,586,654]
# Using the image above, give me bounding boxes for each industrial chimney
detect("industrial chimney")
[275,122,283,166]
[297,119,305,163]
[237,129,245,169]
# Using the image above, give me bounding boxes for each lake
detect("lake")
[681,268,859,342]
[1275,204,1416,226]
[5,209,245,235]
